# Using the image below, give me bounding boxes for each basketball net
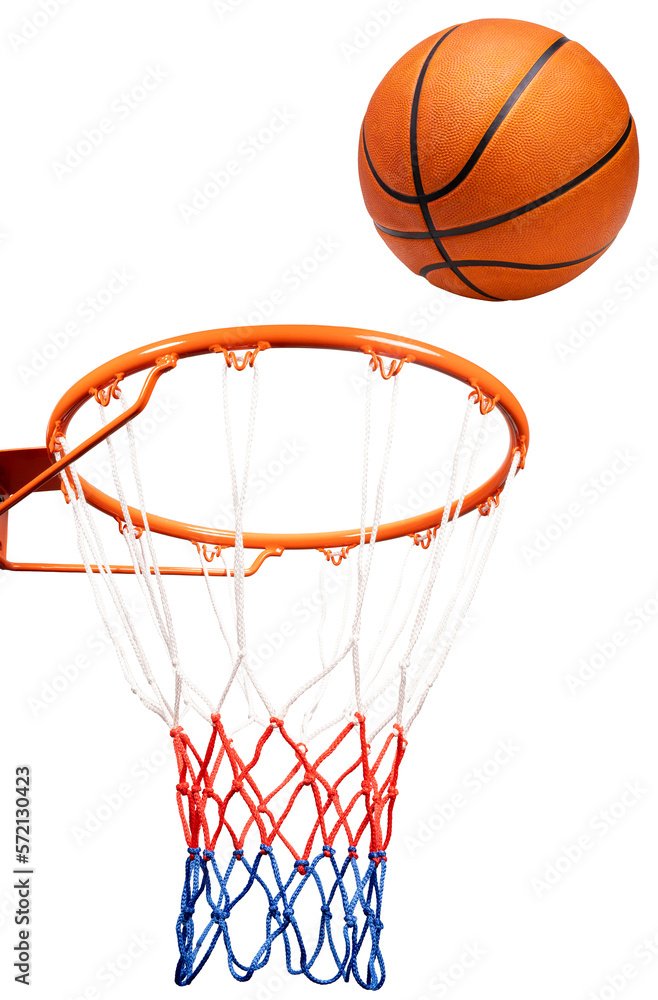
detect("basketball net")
[54,350,521,990]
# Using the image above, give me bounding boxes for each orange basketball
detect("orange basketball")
[358,19,639,301]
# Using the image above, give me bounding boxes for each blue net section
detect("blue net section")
[175,844,388,990]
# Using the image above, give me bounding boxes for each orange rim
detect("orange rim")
[46,324,529,553]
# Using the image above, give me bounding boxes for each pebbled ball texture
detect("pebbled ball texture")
[358,18,639,301]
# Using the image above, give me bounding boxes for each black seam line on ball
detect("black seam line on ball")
[362,32,569,206]
[377,115,635,241]
[418,240,614,276]
[361,25,461,206]
[374,115,634,241]
[431,35,569,201]
[410,28,501,301]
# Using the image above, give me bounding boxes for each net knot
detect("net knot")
[513,436,528,470]
[170,725,184,737]
[348,847,358,859]
[282,906,295,921]
[468,380,499,415]
[231,778,244,793]
[211,907,229,923]
[203,849,215,861]
[321,904,333,918]
[295,859,309,874]
[369,850,387,863]
[269,717,284,728]
[187,847,201,858]
[410,528,434,549]
[260,843,273,855]
[182,907,195,921]
[302,770,317,786]
[344,914,358,928]
[322,845,335,858]
[211,342,269,370]
[317,545,354,566]
[479,490,503,517]
[366,349,410,380]
[268,903,279,918]
[91,373,124,406]
[233,849,244,860]
[176,782,189,794]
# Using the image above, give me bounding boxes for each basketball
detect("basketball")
[358,18,639,302]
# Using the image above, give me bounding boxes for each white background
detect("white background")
[1,1,657,998]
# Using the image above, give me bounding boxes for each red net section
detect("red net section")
[170,713,406,865]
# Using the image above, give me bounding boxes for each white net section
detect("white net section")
[54,350,520,747]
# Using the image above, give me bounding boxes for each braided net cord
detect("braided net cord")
[56,349,520,990]
[171,713,405,987]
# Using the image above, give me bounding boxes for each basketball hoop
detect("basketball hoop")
[0,325,528,989]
